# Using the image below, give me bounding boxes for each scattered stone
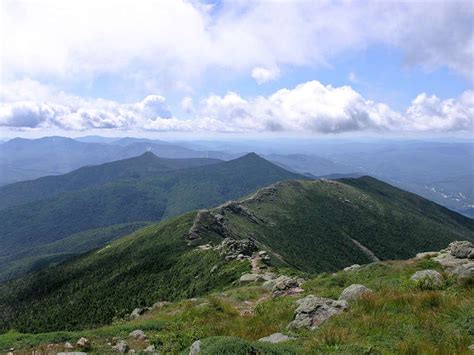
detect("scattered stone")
[410,270,444,289]
[258,333,295,343]
[219,237,258,260]
[64,342,74,349]
[189,340,201,355]
[144,345,156,352]
[239,273,264,283]
[129,329,147,341]
[111,340,129,353]
[448,241,473,259]
[288,295,348,330]
[339,284,373,301]
[130,307,147,320]
[415,252,439,259]
[76,337,90,349]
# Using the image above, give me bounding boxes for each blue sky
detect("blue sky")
[0,0,472,137]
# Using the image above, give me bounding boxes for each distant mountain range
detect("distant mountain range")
[0,152,304,281]
[1,175,472,333]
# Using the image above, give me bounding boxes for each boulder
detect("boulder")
[144,345,156,352]
[64,342,74,349]
[76,337,90,349]
[448,241,473,259]
[130,307,147,320]
[112,340,129,353]
[410,270,444,289]
[189,340,201,355]
[450,263,474,284]
[339,284,373,301]
[272,276,299,292]
[239,273,264,283]
[343,264,361,272]
[288,295,348,330]
[258,333,295,343]
[262,280,277,289]
[129,329,147,341]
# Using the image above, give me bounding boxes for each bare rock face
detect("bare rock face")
[410,270,444,289]
[288,295,348,330]
[258,333,295,343]
[339,284,373,301]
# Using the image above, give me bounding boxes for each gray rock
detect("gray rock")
[151,301,170,310]
[410,270,444,289]
[76,337,90,348]
[450,263,474,283]
[130,307,147,320]
[129,329,147,341]
[239,273,264,283]
[189,340,201,355]
[288,295,348,330]
[343,264,361,272]
[272,276,299,292]
[112,340,129,353]
[468,344,474,352]
[448,241,473,259]
[64,342,74,349]
[339,284,373,301]
[262,280,277,289]
[258,333,295,343]
[144,345,156,352]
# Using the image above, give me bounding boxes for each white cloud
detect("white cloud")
[1,79,471,134]
[1,0,472,86]
[181,96,194,114]
[251,66,280,84]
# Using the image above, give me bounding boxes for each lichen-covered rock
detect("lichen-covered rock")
[339,284,373,301]
[76,337,90,349]
[288,295,348,330]
[450,263,474,284]
[239,273,264,283]
[410,270,444,289]
[112,340,129,353]
[129,329,147,341]
[449,241,473,259]
[130,307,147,320]
[258,333,295,343]
[343,264,361,272]
[189,340,201,355]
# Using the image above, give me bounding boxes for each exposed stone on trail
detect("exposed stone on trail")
[288,295,348,330]
[339,284,373,301]
[239,273,265,283]
[272,276,303,297]
[76,337,90,349]
[111,340,129,353]
[217,237,258,260]
[343,264,361,272]
[130,307,148,320]
[189,340,201,355]
[129,329,147,341]
[410,270,444,288]
[258,333,295,343]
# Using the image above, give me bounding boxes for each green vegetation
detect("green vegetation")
[1,258,472,354]
[0,153,303,272]
[0,222,149,282]
[0,176,472,336]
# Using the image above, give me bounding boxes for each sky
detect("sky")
[0,0,473,138]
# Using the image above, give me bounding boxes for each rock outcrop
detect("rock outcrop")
[288,295,348,330]
[129,329,147,341]
[272,276,304,297]
[339,284,373,301]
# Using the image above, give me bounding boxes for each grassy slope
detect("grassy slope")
[0,222,150,282]
[0,213,249,333]
[1,257,472,354]
[0,153,304,257]
[223,179,474,272]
